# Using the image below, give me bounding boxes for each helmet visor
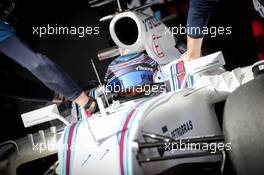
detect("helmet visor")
[106,70,154,96]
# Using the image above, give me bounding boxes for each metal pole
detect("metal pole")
[116,0,128,12]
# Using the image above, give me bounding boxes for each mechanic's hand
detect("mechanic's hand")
[179,36,203,62]
[73,91,98,116]
[179,50,201,62]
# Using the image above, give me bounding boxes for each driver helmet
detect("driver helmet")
[104,53,163,98]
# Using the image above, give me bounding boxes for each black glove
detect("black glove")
[83,96,98,114]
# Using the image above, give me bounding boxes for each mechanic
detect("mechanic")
[0,0,96,114]
[180,0,264,62]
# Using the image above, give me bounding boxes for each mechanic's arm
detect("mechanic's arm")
[0,33,96,113]
[180,0,218,62]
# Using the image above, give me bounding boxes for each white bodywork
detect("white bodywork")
[56,53,254,175]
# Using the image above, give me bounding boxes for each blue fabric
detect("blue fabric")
[0,35,82,101]
[187,0,218,38]
[0,21,15,42]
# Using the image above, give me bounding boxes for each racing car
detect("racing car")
[0,0,264,175]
